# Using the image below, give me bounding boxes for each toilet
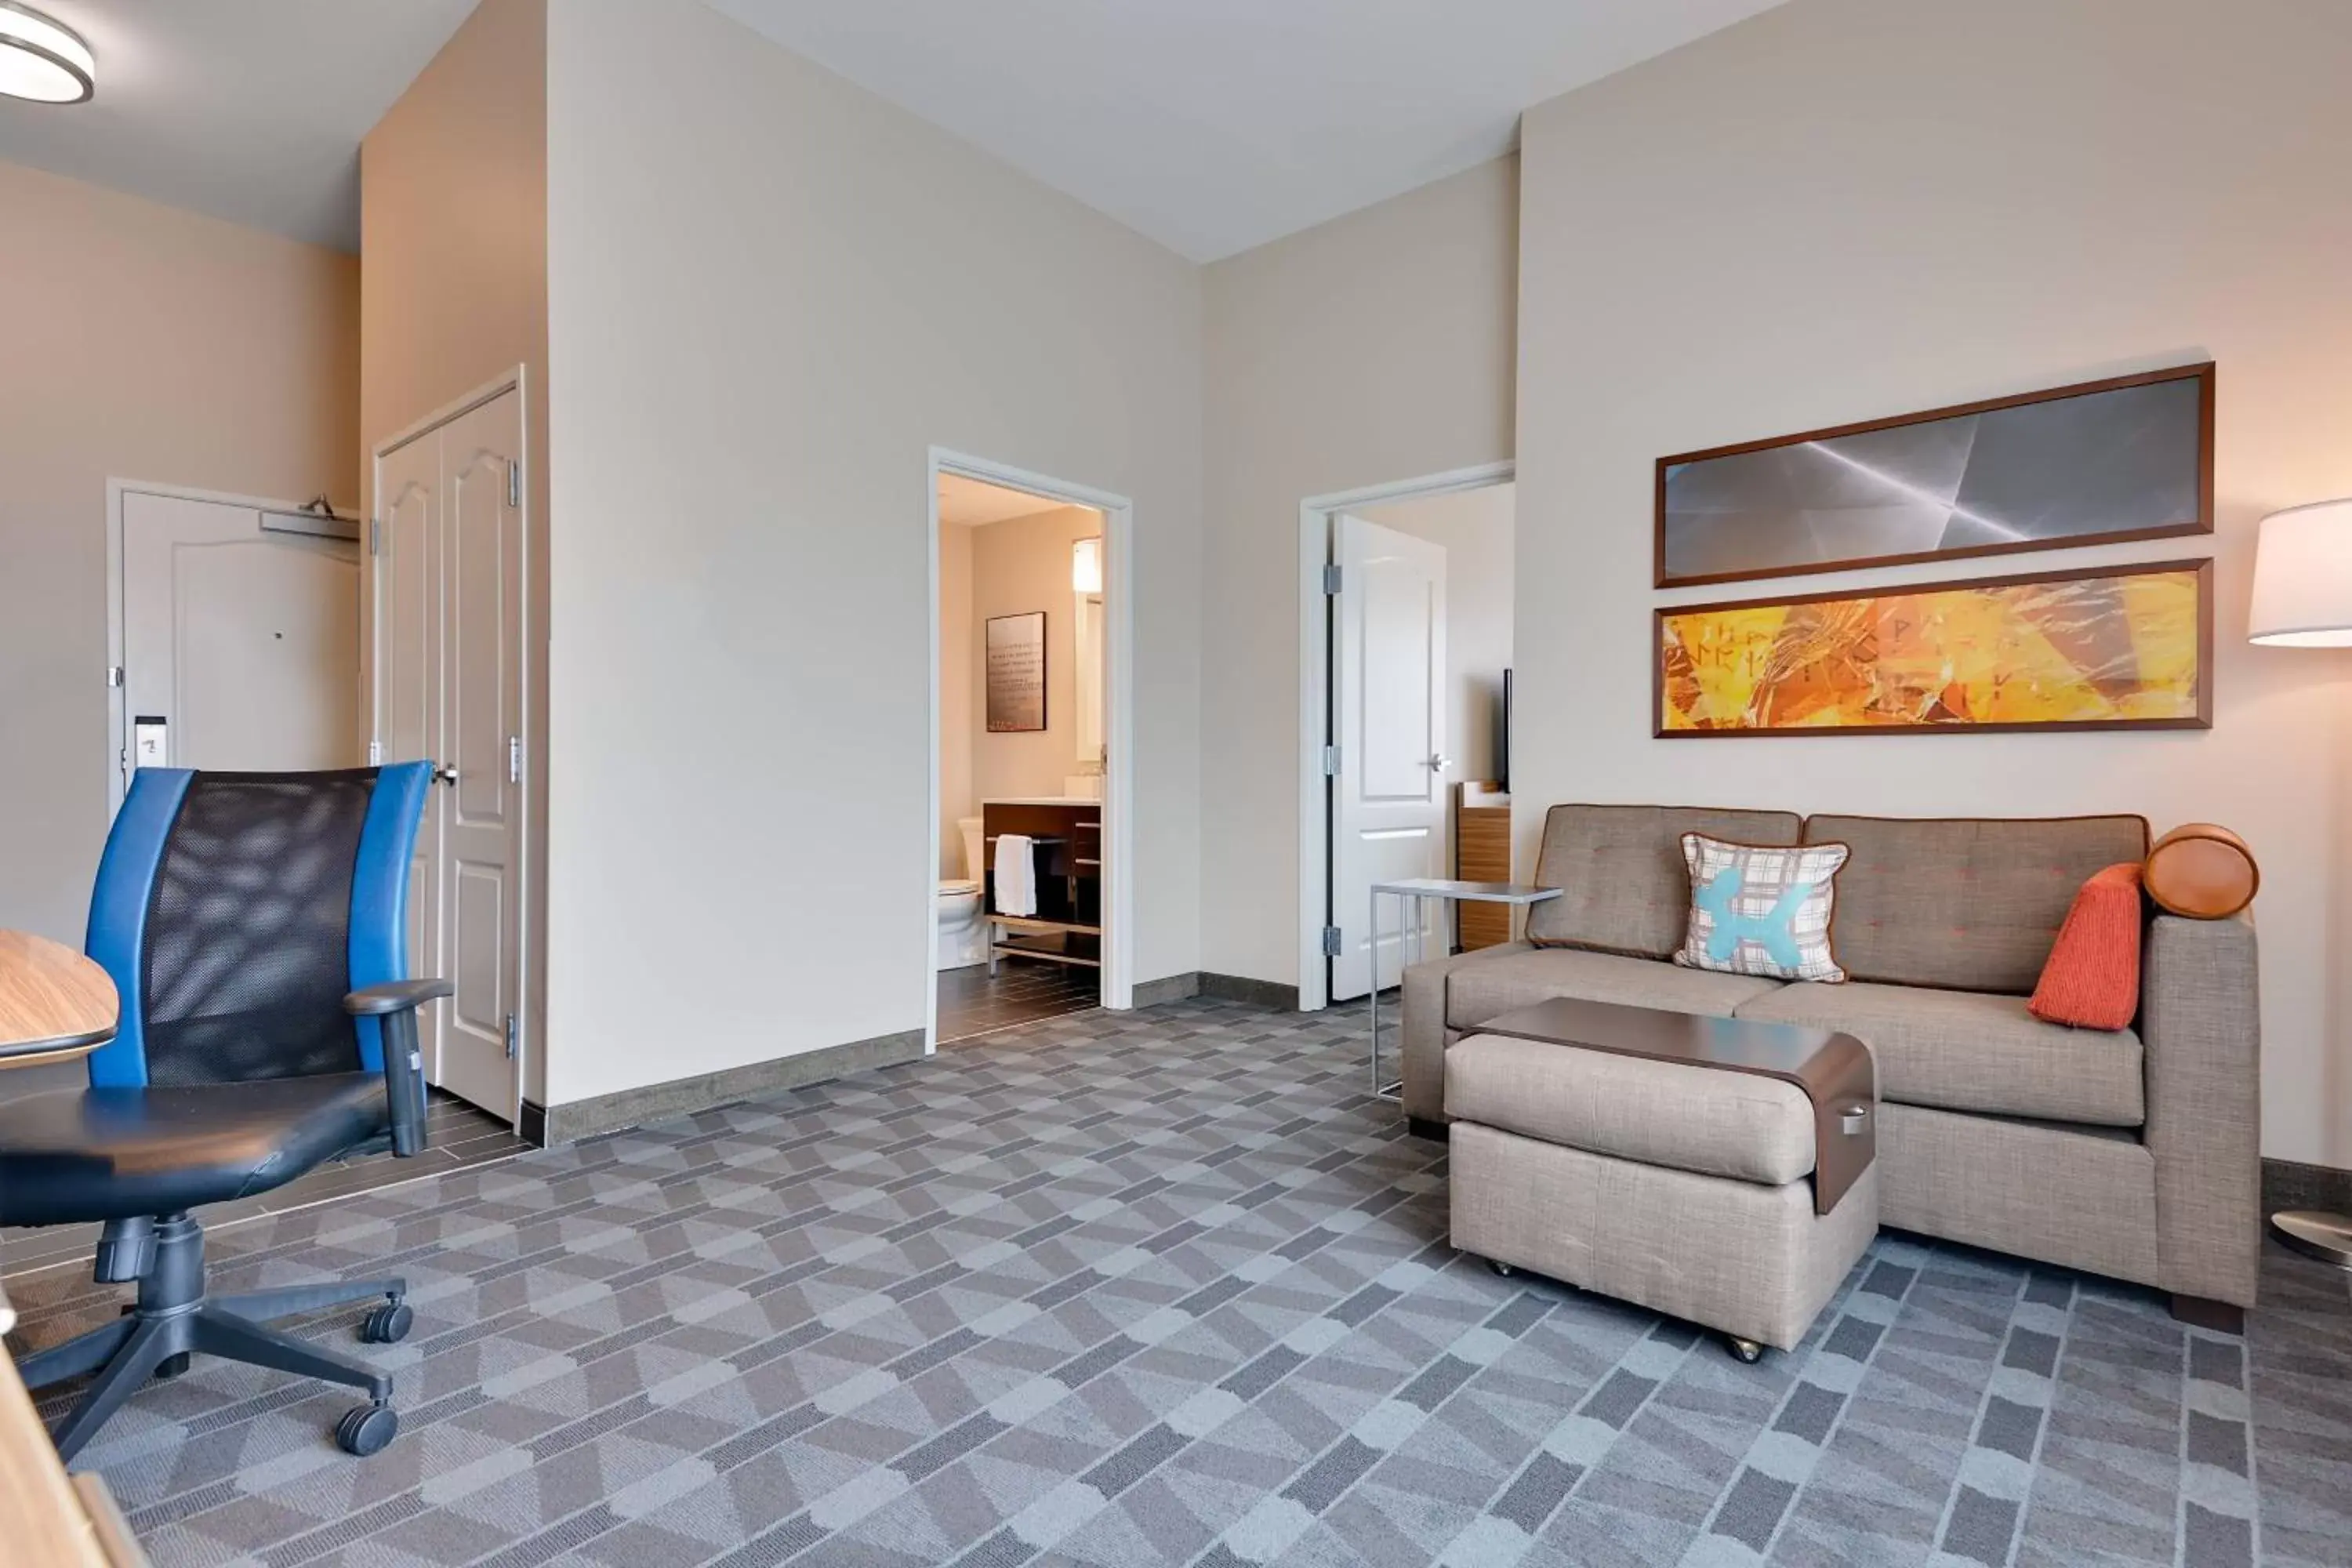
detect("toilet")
[936,817,988,970]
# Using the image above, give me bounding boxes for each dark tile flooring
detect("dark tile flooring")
[937,956,1101,1044]
[0,1090,532,1283]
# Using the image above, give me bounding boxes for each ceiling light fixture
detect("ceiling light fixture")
[0,2,93,104]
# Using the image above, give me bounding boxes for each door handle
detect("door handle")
[1428,754,1453,773]
[434,765,458,786]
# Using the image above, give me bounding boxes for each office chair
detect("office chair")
[0,764,448,1462]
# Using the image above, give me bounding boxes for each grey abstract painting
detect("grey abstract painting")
[1657,366,2210,586]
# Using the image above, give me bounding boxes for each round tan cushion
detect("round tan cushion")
[2144,822,2258,919]
[1445,1032,1814,1186]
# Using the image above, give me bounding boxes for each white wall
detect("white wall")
[1357,484,1516,823]
[360,0,553,1102]
[1199,158,1520,985]
[0,158,358,946]
[544,0,1203,1105]
[969,507,1102,808]
[1516,0,2352,1167]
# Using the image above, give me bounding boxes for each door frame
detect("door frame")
[367,366,535,1127]
[1295,460,1514,1014]
[926,448,1137,1049]
[103,478,362,817]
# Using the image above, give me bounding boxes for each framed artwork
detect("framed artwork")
[985,612,1047,733]
[1656,363,2214,588]
[1656,559,2212,738]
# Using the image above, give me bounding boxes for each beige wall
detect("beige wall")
[1199,157,1519,985]
[938,516,976,879]
[1516,0,2352,1166]
[970,507,1103,808]
[360,0,553,1102]
[1356,483,1516,818]
[544,0,1203,1106]
[0,158,358,944]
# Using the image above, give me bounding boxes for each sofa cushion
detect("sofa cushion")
[1527,804,1802,957]
[1447,1033,1815,1185]
[1446,946,1783,1033]
[1735,979,2145,1127]
[1804,814,2151,993]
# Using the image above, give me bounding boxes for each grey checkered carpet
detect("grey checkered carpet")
[6,998,2349,1566]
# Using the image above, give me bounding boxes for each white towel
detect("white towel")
[993,833,1037,917]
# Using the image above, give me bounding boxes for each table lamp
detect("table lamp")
[2249,496,2352,1269]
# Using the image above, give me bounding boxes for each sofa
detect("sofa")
[1402,804,2262,1323]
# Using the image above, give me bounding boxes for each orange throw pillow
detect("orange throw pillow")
[2030,863,2144,1029]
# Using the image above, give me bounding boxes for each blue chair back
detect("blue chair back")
[83,764,433,1087]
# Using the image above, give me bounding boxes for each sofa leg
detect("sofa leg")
[1407,1116,1447,1143]
[2169,1293,2245,1334]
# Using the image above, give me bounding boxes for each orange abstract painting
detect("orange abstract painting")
[1658,561,2210,735]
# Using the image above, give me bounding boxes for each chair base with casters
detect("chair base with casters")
[17,1211,412,1461]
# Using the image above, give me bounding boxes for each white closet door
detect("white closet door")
[376,438,443,1059]
[120,492,361,783]
[1328,512,1449,1002]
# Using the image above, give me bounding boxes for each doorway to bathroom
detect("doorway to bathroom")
[928,452,1132,1046]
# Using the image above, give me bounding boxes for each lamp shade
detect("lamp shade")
[2249,499,2352,647]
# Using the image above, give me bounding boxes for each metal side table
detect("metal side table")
[1367,880,1560,1101]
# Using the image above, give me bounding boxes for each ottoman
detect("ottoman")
[1445,999,1878,1360]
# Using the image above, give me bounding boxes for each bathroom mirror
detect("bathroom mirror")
[1073,537,1105,768]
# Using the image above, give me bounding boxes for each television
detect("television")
[1498,668,1512,793]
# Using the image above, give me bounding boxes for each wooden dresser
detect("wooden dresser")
[1454,784,1514,950]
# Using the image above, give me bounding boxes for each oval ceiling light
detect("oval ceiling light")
[0,2,94,104]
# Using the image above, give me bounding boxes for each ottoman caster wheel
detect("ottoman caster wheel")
[1727,1337,1766,1365]
[360,1299,413,1344]
[1487,1260,1516,1278]
[335,1402,398,1457]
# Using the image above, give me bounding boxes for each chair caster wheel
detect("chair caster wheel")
[154,1351,191,1380]
[1488,1260,1515,1278]
[335,1402,398,1456]
[360,1300,413,1344]
[1727,1337,1765,1365]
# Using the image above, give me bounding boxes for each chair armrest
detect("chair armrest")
[343,978,454,1016]
[2141,910,2259,1308]
[1401,942,1532,1123]
[343,979,450,1156]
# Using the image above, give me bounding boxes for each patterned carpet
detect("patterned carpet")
[5,998,2348,1566]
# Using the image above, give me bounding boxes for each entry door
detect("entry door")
[119,492,361,789]
[1329,513,1448,1001]
[372,389,525,1122]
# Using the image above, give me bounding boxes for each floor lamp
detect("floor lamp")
[2249,496,2352,1269]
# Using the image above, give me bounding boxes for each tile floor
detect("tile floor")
[937,956,1102,1044]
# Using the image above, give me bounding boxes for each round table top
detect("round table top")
[0,929,118,1067]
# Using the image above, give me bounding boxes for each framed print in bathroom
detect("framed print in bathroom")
[985,612,1047,733]
[1655,362,2213,588]
[1656,559,2211,738]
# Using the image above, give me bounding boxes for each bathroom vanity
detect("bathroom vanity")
[982,797,1102,968]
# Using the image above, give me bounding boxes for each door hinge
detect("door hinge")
[106,665,123,688]
[1321,744,1340,776]
[1319,926,1344,958]
[508,461,521,509]
[1322,562,1342,595]
[368,739,383,766]
[503,1012,519,1059]
[507,734,522,785]
[367,518,382,555]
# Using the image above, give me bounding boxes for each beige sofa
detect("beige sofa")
[1403,804,2262,1324]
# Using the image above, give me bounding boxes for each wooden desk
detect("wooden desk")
[0,931,118,1071]
[0,930,142,1565]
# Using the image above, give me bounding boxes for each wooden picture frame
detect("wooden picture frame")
[1655,558,2213,739]
[985,611,1047,733]
[1655,362,2216,589]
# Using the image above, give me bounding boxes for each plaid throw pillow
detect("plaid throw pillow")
[1673,833,1850,982]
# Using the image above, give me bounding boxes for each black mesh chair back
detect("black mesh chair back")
[140,770,377,1087]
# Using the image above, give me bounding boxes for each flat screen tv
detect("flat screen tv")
[1498,669,1512,793]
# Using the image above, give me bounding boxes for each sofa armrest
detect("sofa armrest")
[1400,942,1531,1124]
[2141,910,2260,1308]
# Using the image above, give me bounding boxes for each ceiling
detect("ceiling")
[938,474,1077,528]
[707,0,1786,261]
[0,0,477,252]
